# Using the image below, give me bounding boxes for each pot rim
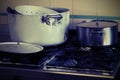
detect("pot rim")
[49,8,69,13]
[76,19,118,28]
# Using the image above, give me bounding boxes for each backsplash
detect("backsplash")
[0,0,119,15]
[0,0,120,30]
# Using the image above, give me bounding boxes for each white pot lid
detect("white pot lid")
[0,42,43,54]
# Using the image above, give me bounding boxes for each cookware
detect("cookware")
[8,5,69,46]
[0,42,43,54]
[14,5,58,15]
[76,20,118,46]
[7,7,20,14]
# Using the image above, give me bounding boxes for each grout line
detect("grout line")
[49,0,51,8]
[0,13,8,16]
[71,0,74,25]
[0,13,120,20]
[70,15,120,20]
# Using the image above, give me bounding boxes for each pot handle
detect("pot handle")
[7,7,20,14]
[41,14,63,26]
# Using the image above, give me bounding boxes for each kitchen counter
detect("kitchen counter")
[0,24,120,80]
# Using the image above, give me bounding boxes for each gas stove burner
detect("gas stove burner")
[79,47,91,51]
[79,46,119,57]
[44,46,120,78]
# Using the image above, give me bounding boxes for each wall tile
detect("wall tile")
[73,0,97,15]
[1,0,119,16]
[28,0,50,7]
[0,16,8,24]
[73,0,120,16]
[7,0,50,8]
[98,0,120,17]
[7,0,25,8]
[50,0,73,14]
[0,0,9,12]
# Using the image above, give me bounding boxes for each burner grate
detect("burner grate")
[0,48,57,68]
[44,47,120,78]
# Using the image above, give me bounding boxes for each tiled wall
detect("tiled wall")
[0,0,120,29]
[0,0,119,16]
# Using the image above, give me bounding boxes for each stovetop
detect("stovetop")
[44,46,120,78]
[0,30,120,78]
[0,48,58,68]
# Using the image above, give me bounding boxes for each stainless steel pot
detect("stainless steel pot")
[76,20,118,46]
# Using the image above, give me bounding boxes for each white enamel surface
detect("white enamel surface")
[15,5,58,15]
[0,42,43,54]
[8,7,69,46]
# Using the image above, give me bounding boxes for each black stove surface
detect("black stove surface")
[43,31,120,78]
[0,48,57,68]
[44,46,120,77]
[0,30,120,79]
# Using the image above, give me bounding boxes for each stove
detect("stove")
[44,46,120,78]
[0,31,120,79]
[0,48,57,68]
[43,32,120,79]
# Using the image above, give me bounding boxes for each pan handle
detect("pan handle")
[41,14,63,26]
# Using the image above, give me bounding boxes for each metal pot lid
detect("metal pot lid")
[77,20,118,28]
[0,42,44,54]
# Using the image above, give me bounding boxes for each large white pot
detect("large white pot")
[8,5,70,46]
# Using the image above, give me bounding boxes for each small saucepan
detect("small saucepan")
[76,20,118,47]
